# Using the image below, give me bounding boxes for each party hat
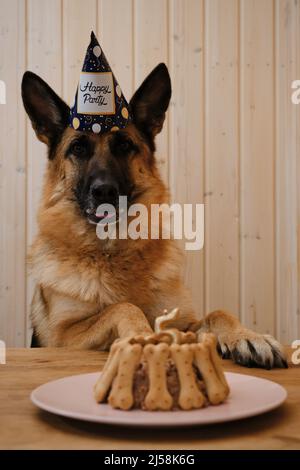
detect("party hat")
[69,32,131,134]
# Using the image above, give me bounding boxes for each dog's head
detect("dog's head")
[21,64,171,224]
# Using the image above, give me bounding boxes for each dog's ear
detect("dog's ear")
[21,71,70,150]
[130,63,171,143]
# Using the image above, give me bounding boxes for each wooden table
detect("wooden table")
[0,348,299,450]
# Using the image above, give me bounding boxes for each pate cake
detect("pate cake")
[94,309,230,411]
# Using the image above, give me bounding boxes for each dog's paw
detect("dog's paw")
[217,330,288,369]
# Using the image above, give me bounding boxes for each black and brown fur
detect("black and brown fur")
[22,64,287,369]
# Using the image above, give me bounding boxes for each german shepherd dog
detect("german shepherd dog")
[21,64,287,369]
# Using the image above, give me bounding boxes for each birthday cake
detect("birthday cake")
[94,309,230,411]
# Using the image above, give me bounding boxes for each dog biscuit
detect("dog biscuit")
[108,343,142,410]
[144,343,173,410]
[202,333,230,394]
[170,343,205,410]
[193,341,229,405]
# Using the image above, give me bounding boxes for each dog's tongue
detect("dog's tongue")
[95,210,115,220]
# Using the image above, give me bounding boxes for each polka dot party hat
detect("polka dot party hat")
[69,31,131,134]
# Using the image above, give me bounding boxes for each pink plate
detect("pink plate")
[31,372,287,427]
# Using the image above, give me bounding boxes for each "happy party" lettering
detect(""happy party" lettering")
[80,81,111,94]
[80,81,111,107]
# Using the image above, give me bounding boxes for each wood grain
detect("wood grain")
[0,0,26,347]
[26,0,63,346]
[0,347,299,450]
[134,0,169,182]
[275,0,300,342]
[204,0,240,316]
[168,0,205,318]
[62,0,97,105]
[98,0,134,101]
[240,0,275,334]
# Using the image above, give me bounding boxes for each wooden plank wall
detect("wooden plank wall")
[0,0,26,346]
[0,0,299,346]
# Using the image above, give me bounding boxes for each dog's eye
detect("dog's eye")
[109,132,138,157]
[114,137,136,156]
[70,141,89,158]
[118,139,133,153]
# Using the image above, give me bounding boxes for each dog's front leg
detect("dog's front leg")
[49,302,153,350]
[193,310,288,369]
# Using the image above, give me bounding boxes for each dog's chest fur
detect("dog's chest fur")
[29,237,180,311]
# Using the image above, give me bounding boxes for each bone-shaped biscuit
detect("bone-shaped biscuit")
[94,339,127,402]
[167,329,197,344]
[202,333,230,394]
[143,343,173,411]
[108,343,142,410]
[130,332,173,346]
[193,338,229,405]
[170,343,205,410]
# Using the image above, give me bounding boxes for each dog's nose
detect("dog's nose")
[90,180,119,204]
